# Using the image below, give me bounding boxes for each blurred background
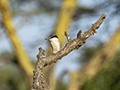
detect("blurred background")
[0,0,120,90]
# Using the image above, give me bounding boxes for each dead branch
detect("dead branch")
[30,14,106,90]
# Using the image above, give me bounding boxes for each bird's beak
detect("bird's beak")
[45,38,50,40]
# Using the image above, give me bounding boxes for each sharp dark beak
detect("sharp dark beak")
[45,38,50,40]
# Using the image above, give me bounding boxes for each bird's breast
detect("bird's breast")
[50,39,60,53]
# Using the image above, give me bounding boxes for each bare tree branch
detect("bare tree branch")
[30,14,106,90]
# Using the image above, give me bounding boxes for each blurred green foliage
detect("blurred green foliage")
[80,52,120,90]
[0,51,35,90]
[55,80,68,90]
[0,64,28,90]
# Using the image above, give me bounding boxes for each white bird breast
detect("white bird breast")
[49,38,60,53]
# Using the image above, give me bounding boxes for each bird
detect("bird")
[45,34,60,53]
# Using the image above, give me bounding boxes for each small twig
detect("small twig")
[65,31,72,42]
[77,30,82,39]
[31,14,106,90]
